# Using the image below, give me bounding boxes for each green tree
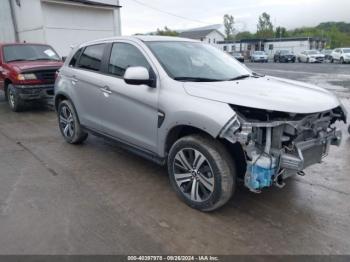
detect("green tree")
[235,31,256,40]
[155,26,179,36]
[256,12,274,38]
[224,14,235,40]
[275,26,288,38]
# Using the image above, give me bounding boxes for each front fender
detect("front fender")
[157,94,235,157]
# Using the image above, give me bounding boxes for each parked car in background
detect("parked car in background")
[297,50,325,63]
[321,49,333,61]
[232,51,244,62]
[273,50,296,63]
[0,43,63,111]
[55,36,346,211]
[250,51,268,62]
[331,48,350,64]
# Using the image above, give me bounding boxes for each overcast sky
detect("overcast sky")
[120,0,350,35]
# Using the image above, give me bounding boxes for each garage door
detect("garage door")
[42,1,116,56]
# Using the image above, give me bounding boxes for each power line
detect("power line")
[127,0,210,25]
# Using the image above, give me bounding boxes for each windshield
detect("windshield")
[280,50,291,54]
[343,48,350,53]
[146,41,251,81]
[3,44,60,62]
[307,50,320,55]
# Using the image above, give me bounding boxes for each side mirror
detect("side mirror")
[62,56,67,62]
[124,66,155,87]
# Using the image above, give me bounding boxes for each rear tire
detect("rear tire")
[167,134,236,212]
[57,100,88,144]
[7,84,24,112]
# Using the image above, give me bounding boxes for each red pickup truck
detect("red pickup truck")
[0,43,63,111]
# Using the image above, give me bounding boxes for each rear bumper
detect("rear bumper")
[13,84,54,100]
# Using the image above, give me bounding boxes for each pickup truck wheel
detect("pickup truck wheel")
[168,134,236,212]
[7,84,24,112]
[58,100,88,144]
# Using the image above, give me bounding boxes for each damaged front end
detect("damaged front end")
[220,105,347,193]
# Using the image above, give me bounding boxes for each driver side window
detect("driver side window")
[108,42,151,77]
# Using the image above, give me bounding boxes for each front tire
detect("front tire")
[168,134,236,212]
[7,84,24,112]
[57,100,88,144]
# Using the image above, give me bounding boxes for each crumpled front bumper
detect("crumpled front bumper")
[14,84,54,100]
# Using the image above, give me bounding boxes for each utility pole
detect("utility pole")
[8,0,19,42]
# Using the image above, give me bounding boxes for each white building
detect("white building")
[179,29,225,45]
[0,0,122,56]
[218,37,327,58]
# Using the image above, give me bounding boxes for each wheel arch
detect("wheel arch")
[55,92,73,112]
[165,125,213,155]
[4,79,12,100]
[164,124,246,179]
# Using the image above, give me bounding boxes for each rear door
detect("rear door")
[97,41,159,153]
[333,49,340,60]
[69,43,108,129]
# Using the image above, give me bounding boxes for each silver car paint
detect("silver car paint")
[55,36,343,159]
[183,75,340,114]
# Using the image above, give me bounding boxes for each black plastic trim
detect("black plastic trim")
[82,126,166,166]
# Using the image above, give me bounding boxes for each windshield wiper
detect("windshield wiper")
[174,77,223,82]
[252,72,265,78]
[28,58,60,61]
[228,74,251,81]
[6,59,27,62]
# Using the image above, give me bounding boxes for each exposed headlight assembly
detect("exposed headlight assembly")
[219,115,252,145]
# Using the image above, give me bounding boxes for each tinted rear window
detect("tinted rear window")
[77,44,106,72]
[69,48,83,67]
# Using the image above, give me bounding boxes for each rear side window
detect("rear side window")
[108,43,151,77]
[77,44,106,72]
[69,48,83,67]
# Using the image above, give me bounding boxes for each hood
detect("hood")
[183,76,340,114]
[310,54,325,58]
[8,61,63,73]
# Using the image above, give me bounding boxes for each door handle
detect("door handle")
[71,75,78,85]
[100,86,112,94]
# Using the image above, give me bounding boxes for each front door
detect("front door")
[98,42,159,153]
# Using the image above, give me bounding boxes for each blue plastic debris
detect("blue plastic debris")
[245,151,277,192]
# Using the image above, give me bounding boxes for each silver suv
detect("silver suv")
[55,36,346,211]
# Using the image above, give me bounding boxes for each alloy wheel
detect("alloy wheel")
[59,105,75,138]
[172,148,215,202]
